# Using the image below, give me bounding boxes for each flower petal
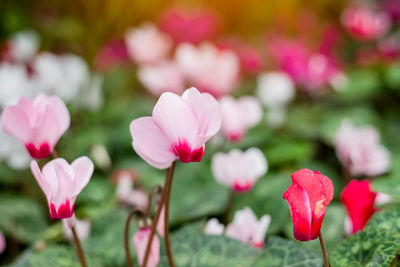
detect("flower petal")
[283,183,312,241]
[152,92,199,147]
[130,117,176,169]
[1,106,32,143]
[71,156,94,197]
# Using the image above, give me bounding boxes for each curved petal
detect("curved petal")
[243,148,267,182]
[1,106,32,143]
[30,160,51,198]
[130,117,176,169]
[211,152,233,187]
[47,96,70,134]
[283,183,312,241]
[152,92,199,147]
[53,161,75,207]
[291,169,334,212]
[42,158,72,198]
[71,156,94,196]
[253,215,271,245]
[34,106,62,146]
[238,97,262,128]
[182,87,222,141]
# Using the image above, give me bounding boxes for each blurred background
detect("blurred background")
[0,0,400,266]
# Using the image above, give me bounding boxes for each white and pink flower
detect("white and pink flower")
[219,96,262,142]
[133,227,160,267]
[334,120,390,177]
[30,157,94,219]
[342,6,391,41]
[138,61,184,96]
[226,207,270,249]
[175,42,240,98]
[1,94,70,159]
[130,87,221,169]
[125,23,172,65]
[212,148,267,192]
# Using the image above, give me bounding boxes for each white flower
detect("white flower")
[175,42,240,97]
[212,148,267,192]
[256,71,295,108]
[334,120,390,176]
[226,207,270,249]
[204,218,224,235]
[219,96,262,142]
[10,30,40,62]
[125,23,172,65]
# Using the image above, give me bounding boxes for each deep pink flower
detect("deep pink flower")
[382,0,400,23]
[130,87,221,169]
[219,96,262,142]
[334,121,390,177]
[94,38,129,71]
[269,39,341,92]
[133,227,160,267]
[138,61,184,96]
[159,7,220,44]
[341,180,377,234]
[283,169,334,241]
[225,207,271,249]
[30,157,94,219]
[378,34,400,60]
[211,148,267,192]
[125,23,172,65]
[341,6,391,41]
[1,94,70,159]
[218,38,263,74]
[175,42,240,98]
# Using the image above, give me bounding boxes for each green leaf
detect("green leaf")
[84,208,132,267]
[253,236,323,267]
[159,224,260,266]
[336,70,382,101]
[366,207,400,233]
[265,138,315,166]
[0,196,48,243]
[386,63,400,90]
[372,175,400,200]
[29,245,102,267]
[170,162,228,224]
[330,227,400,267]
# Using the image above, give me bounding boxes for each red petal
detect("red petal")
[291,169,334,215]
[283,183,312,241]
[341,180,377,233]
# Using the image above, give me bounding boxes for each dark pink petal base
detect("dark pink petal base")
[25,142,52,159]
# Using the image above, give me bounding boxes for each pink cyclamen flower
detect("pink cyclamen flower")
[0,231,5,255]
[62,214,91,241]
[341,6,391,41]
[138,61,184,96]
[341,180,377,235]
[94,38,129,71]
[133,227,160,267]
[204,218,224,235]
[378,34,400,60]
[30,157,94,219]
[219,96,262,142]
[116,176,148,210]
[130,87,222,169]
[226,207,270,249]
[283,169,334,241]
[212,148,267,192]
[334,120,390,177]
[125,23,172,65]
[159,7,220,44]
[1,94,70,159]
[175,42,240,98]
